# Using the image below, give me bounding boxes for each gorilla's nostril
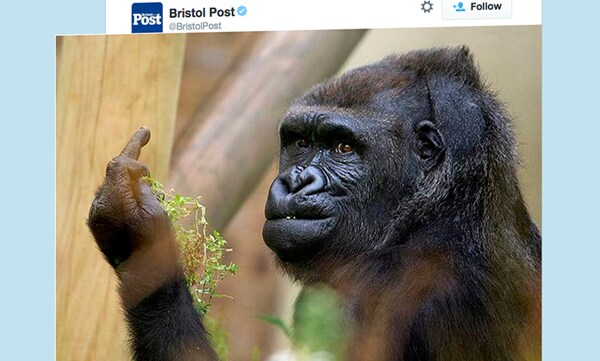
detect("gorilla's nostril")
[289,165,305,193]
[282,165,328,195]
[295,166,327,196]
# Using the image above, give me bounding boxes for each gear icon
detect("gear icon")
[421,1,433,13]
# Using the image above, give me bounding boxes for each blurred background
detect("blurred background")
[56,26,540,360]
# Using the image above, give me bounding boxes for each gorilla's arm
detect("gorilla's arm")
[87,127,217,361]
[125,277,217,361]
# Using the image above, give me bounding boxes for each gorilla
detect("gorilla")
[88,46,541,361]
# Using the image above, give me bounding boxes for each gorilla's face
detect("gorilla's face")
[263,109,381,263]
[263,63,444,265]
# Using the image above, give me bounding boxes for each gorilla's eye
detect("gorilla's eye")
[335,142,354,154]
[295,139,309,148]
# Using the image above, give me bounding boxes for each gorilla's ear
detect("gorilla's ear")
[415,120,445,170]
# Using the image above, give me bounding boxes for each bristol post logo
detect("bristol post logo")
[132,2,163,33]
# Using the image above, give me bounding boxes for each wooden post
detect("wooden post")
[170,30,366,231]
[56,34,185,361]
[175,33,263,140]
[167,30,365,358]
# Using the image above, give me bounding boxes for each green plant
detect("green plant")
[261,286,351,360]
[204,316,231,361]
[143,176,238,316]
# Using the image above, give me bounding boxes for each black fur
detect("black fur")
[126,277,217,361]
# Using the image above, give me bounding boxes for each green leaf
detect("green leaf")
[258,314,292,339]
[292,286,350,357]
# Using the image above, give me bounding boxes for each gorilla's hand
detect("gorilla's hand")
[87,127,181,307]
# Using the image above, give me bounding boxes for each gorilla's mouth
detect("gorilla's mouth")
[263,213,337,263]
[265,199,336,221]
[266,213,331,221]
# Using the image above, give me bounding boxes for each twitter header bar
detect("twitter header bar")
[107,0,541,34]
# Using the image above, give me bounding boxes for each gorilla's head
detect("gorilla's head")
[263,47,518,277]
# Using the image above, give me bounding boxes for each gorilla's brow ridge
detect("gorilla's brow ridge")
[280,110,368,145]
